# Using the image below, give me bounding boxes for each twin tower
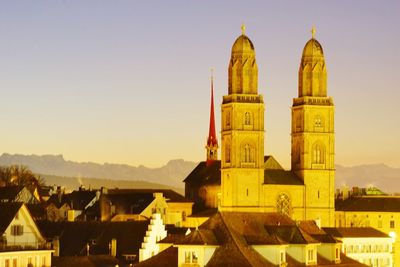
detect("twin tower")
[207,26,335,227]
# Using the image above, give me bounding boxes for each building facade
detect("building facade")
[185,26,336,227]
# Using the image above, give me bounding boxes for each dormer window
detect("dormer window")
[184,251,198,264]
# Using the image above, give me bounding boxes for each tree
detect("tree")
[0,165,44,191]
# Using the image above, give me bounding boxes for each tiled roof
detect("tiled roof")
[52,255,120,267]
[47,190,97,210]
[106,189,191,203]
[183,161,221,185]
[335,196,400,212]
[133,246,178,267]
[37,220,149,257]
[299,221,338,243]
[264,169,304,185]
[176,229,218,245]
[183,156,304,186]
[134,211,365,267]
[0,202,23,234]
[0,186,24,201]
[323,227,389,238]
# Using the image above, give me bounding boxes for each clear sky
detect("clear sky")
[0,1,399,168]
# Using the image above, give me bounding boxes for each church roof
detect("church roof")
[184,156,303,186]
[264,169,304,185]
[335,196,400,212]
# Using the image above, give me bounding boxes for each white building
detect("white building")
[0,203,53,267]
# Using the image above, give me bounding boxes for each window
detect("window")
[276,194,291,217]
[192,251,198,263]
[184,251,198,264]
[12,259,17,267]
[308,249,314,262]
[335,248,339,259]
[11,225,23,236]
[280,251,285,263]
[244,144,251,162]
[244,112,251,125]
[313,143,324,164]
[225,144,230,163]
[5,259,9,267]
[390,220,395,228]
[184,251,191,263]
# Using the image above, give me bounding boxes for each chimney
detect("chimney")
[53,237,60,257]
[110,238,117,257]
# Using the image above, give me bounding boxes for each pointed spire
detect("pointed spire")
[206,68,218,165]
[311,25,316,39]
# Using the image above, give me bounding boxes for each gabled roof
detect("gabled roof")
[335,196,400,212]
[106,189,191,203]
[176,229,218,245]
[264,169,304,185]
[133,246,178,267]
[0,202,23,233]
[184,155,304,186]
[0,186,24,201]
[323,227,389,238]
[37,220,149,257]
[183,161,221,185]
[47,190,97,210]
[52,255,120,267]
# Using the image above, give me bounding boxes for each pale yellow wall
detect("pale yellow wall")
[0,250,53,267]
[292,103,335,227]
[252,245,287,265]
[177,245,217,267]
[335,210,399,266]
[336,236,393,267]
[4,205,44,248]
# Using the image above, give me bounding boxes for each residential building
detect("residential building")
[0,203,53,267]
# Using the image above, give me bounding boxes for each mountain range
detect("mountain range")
[1,153,400,193]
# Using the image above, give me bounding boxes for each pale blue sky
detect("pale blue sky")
[0,1,399,167]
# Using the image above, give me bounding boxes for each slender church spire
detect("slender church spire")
[206,69,218,165]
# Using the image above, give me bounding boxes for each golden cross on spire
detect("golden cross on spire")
[241,22,246,35]
[311,25,316,39]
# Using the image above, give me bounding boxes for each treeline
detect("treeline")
[0,165,44,191]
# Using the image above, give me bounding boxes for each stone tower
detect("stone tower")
[220,25,265,210]
[206,70,218,166]
[291,28,335,226]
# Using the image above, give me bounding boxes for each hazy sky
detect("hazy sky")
[0,1,399,168]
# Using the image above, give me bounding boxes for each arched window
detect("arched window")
[313,143,324,164]
[314,116,323,128]
[277,194,291,217]
[225,144,230,163]
[244,112,251,125]
[244,144,251,162]
[226,111,230,127]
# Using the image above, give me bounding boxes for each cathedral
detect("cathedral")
[184,25,335,227]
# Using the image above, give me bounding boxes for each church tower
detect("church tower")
[291,28,335,226]
[220,25,265,210]
[206,70,218,166]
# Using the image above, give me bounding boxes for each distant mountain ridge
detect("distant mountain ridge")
[0,153,197,188]
[1,153,400,193]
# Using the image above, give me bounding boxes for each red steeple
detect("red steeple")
[206,70,218,165]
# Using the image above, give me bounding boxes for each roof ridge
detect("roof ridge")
[219,213,264,265]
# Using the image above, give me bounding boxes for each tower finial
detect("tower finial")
[311,25,316,39]
[241,22,246,35]
[206,67,218,165]
[210,67,214,81]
